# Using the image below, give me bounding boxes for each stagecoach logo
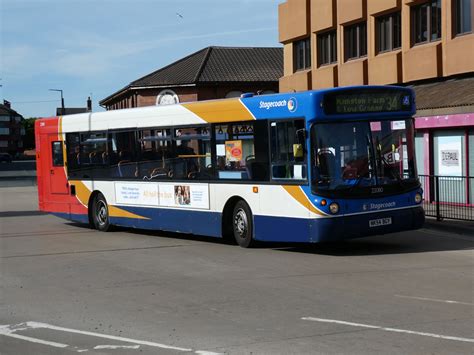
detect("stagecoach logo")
[363,201,396,211]
[288,97,297,112]
[259,97,298,113]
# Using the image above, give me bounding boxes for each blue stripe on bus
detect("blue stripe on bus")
[51,205,424,244]
[109,206,222,238]
[254,215,311,242]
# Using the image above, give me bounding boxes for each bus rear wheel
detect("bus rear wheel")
[92,193,111,232]
[232,200,255,248]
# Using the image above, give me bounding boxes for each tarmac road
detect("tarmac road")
[1,186,473,354]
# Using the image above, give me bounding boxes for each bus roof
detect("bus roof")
[50,86,415,133]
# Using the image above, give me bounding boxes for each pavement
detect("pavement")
[424,217,474,236]
[0,186,473,354]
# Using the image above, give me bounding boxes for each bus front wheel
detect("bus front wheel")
[92,193,111,232]
[232,200,255,248]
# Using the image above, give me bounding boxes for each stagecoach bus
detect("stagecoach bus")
[35,86,424,247]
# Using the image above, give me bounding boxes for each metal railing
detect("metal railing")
[419,175,474,221]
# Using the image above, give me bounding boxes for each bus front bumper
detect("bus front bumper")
[309,206,425,243]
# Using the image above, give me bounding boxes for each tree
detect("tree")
[22,117,38,150]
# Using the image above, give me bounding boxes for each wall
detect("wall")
[279,0,474,92]
[104,82,279,110]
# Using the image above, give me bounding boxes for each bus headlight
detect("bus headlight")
[329,202,339,214]
[415,193,423,204]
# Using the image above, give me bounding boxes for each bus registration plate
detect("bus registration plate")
[369,217,392,228]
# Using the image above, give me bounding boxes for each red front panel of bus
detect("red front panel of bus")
[35,117,88,218]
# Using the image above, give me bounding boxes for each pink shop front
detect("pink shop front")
[415,113,474,206]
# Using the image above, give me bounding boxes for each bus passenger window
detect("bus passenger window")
[51,141,64,167]
[109,131,138,179]
[214,121,269,181]
[270,120,307,180]
[173,127,211,180]
[215,123,253,180]
[138,129,173,180]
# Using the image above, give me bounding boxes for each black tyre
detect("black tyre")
[232,200,255,248]
[92,193,111,232]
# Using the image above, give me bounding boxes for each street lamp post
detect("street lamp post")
[49,89,65,115]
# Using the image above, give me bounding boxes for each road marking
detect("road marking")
[94,345,140,350]
[0,321,223,354]
[302,317,474,343]
[395,294,474,306]
[24,321,193,351]
[0,325,68,348]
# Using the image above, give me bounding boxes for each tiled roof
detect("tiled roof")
[0,104,22,117]
[197,47,283,83]
[100,46,283,104]
[410,75,474,110]
[131,47,210,87]
[132,46,283,86]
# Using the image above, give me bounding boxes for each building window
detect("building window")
[376,12,401,53]
[317,30,337,66]
[0,128,10,135]
[294,37,311,71]
[344,22,367,61]
[453,0,472,36]
[411,0,442,45]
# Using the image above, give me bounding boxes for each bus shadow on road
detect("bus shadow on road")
[272,232,474,256]
[64,223,473,256]
[0,210,47,218]
[66,222,235,246]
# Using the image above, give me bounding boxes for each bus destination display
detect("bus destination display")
[324,89,412,115]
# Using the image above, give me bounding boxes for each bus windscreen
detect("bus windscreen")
[323,89,413,115]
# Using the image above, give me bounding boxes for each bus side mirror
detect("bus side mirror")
[296,128,306,144]
[294,128,306,158]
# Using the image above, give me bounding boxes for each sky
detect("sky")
[0,0,284,118]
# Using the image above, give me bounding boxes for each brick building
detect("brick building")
[0,101,25,156]
[99,46,283,110]
[279,0,474,203]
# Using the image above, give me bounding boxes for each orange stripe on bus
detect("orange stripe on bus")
[282,186,326,216]
[182,99,255,123]
[108,205,149,220]
[70,180,149,220]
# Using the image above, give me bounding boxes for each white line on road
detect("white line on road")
[395,294,474,306]
[24,321,193,351]
[94,344,140,350]
[0,321,223,354]
[302,317,474,343]
[0,325,68,349]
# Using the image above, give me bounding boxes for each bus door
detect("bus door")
[47,134,69,195]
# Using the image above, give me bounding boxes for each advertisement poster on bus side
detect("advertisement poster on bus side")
[115,182,159,206]
[159,184,209,209]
